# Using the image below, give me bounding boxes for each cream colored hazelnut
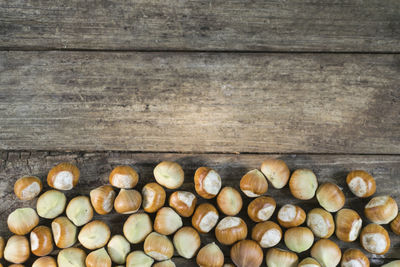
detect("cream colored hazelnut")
[247,196,276,222]
[36,190,67,219]
[66,195,93,226]
[196,242,224,267]
[265,248,298,267]
[215,217,247,245]
[153,260,176,267]
[251,221,282,248]
[32,256,57,267]
[381,261,400,267]
[107,235,130,264]
[142,182,166,213]
[364,195,398,224]
[154,207,183,235]
[284,227,314,253]
[109,165,139,189]
[47,162,80,190]
[86,248,112,267]
[4,235,30,264]
[390,214,400,235]
[8,264,24,267]
[240,169,268,197]
[7,207,39,235]
[123,213,153,244]
[30,225,53,256]
[360,223,390,255]
[57,247,86,267]
[173,226,201,259]
[0,236,4,259]
[277,204,306,228]
[316,182,345,212]
[298,257,321,267]
[346,170,376,198]
[154,161,184,189]
[78,220,111,250]
[260,158,290,189]
[289,169,318,200]
[144,232,174,261]
[126,250,154,267]
[192,203,219,233]
[114,189,142,214]
[335,209,362,242]
[169,191,197,217]
[194,167,222,199]
[307,208,335,238]
[14,176,42,200]
[341,248,369,267]
[51,216,77,248]
[217,186,243,216]
[90,185,116,215]
[231,240,263,267]
[311,239,342,267]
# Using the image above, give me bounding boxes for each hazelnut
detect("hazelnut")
[364,195,398,224]
[142,182,166,213]
[346,170,376,198]
[126,250,154,267]
[247,196,276,222]
[107,235,130,264]
[215,216,247,245]
[86,248,112,267]
[231,240,263,267]
[341,248,369,267]
[109,165,139,189]
[14,176,42,200]
[4,235,30,264]
[169,191,197,217]
[251,221,282,248]
[390,214,400,235]
[306,208,335,238]
[32,256,57,267]
[217,186,243,216]
[289,169,318,200]
[7,207,39,235]
[154,207,183,235]
[90,185,116,215]
[114,189,142,214]
[51,216,77,248]
[360,223,390,255]
[123,213,153,244]
[173,227,201,259]
[284,227,314,253]
[266,248,298,267]
[66,196,93,226]
[316,182,345,212]
[154,161,184,189]
[192,203,219,233]
[335,209,362,242]
[196,243,224,267]
[277,204,306,228]
[30,225,53,256]
[36,190,67,219]
[57,248,86,267]
[144,232,174,261]
[240,169,268,197]
[47,162,80,190]
[311,239,342,267]
[78,220,111,250]
[194,167,222,199]
[260,158,290,189]
[298,258,321,267]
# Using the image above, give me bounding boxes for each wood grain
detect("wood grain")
[0,151,399,266]
[0,0,399,52]
[0,51,399,153]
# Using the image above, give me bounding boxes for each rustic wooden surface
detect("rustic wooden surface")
[0,0,399,52]
[0,151,399,266]
[1,51,399,154]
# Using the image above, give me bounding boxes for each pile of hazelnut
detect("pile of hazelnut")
[1,159,400,267]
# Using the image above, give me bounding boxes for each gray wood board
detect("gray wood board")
[0,0,399,52]
[0,51,399,153]
[0,151,399,266]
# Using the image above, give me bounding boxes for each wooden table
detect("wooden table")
[0,1,399,266]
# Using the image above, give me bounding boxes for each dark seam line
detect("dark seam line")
[1,47,400,55]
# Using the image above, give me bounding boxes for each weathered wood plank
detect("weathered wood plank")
[0,152,399,266]
[0,0,399,52]
[0,52,399,153]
